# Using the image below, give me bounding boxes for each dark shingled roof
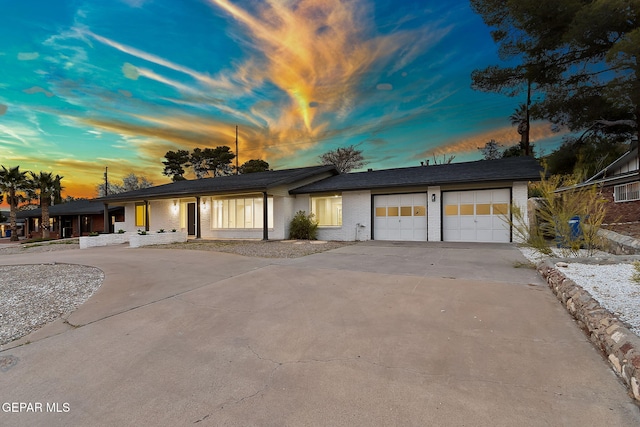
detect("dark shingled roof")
[17,199,124,219]
[291,156,543,194]
[96,165,338,203]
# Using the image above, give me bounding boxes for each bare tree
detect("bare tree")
[320,145,367,173]
[430,154,456,165]
[96,173,153,197]
[478,140,503,160]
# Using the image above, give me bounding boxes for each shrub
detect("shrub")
[117,229,126,234]
[289,210,318,240]
[88,232,99,237]
[505,170,608,257]
[157,229,165,233]
[137,230,147,235]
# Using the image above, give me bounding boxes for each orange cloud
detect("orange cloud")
[417,122,566,158]
[208,0,447,151]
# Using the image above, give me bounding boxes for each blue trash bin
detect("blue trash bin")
[5,230,11,238]
[568,216,582,240]
[555,216,582,247]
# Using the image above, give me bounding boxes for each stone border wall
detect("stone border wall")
[538,260,640,403]
[598,228,640,255]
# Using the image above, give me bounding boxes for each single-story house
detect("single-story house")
[96,156,542,243]
[577,138,639,224]
[17,199,124,238]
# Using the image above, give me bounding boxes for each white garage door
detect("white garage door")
[374,194,427,241]
[443,189,511,242]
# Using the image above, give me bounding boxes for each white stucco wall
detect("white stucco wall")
[114,181,530,243]
[427,186,441,241]
[122,204,136,232]
[293,191,372,241]
[150,199,181,232]
[512,181,529,243]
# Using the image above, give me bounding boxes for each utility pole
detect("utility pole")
[104,167,109,196]
[235,125,239,175]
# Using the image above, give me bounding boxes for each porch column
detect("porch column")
[103,203,110,234]
[77,215,81,236]
[195,196,202,239]
[262,192,268,241]
[144,200,150,232]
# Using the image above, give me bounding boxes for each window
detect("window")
[614,182,640,202]
[135,203,147,227]
[311,196,342,226]
[211,196,273,229]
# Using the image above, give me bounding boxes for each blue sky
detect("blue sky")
[0,0,564,199]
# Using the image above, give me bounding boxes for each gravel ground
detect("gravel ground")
[520,247,640,337]
[0,264,104,346]
[0,239,352,346]
[0,239,80,255]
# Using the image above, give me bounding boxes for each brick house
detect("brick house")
[18,199,124,238]
[580,138,640,224]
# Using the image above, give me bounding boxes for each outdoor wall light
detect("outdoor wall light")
[431,194,436,202]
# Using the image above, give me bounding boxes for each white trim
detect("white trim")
[614,182,640,202]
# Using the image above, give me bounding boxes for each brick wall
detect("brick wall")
[601,186,640,223]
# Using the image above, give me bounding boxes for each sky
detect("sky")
[0,0,566,201]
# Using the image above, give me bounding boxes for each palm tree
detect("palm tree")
[29,171,64,239]
[0,166,30,241]
[510,103,530,156]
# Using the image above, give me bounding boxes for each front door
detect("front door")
[187,203,196,236]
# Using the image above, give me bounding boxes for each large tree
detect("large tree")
[29,171,63,239]
[162,149,190,181]
[470,0,639,141]
[184,146,236,179]
[0,166,30,241]
[320,145,367,173]
[238,159,270,174]
[205,146,236,177]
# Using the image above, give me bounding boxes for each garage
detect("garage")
[442,189,511,242]
[373,194,427,241]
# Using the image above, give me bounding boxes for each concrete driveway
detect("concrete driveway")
[1,242,639,426]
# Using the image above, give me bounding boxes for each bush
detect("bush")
[506,170,608,257]
[289,210,318,240]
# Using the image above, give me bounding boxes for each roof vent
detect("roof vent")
[367,168,373,172]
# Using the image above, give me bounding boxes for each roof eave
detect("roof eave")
[293,175,540,194]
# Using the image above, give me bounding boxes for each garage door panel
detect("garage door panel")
[374,194,427,241]
[443,189,511,243]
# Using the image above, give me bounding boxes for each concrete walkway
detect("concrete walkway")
[1,242,639,426]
